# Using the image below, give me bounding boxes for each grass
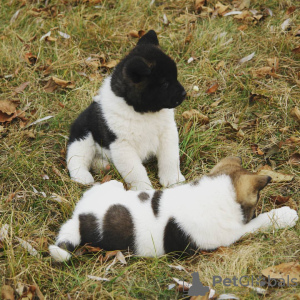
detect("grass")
[0,0,299,299]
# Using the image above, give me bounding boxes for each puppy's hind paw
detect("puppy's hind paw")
[268,207,299,229]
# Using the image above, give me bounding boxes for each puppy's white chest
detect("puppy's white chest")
[98,79,174,160]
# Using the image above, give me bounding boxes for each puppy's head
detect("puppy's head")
[111,30,186,113]
[209,157,272,223]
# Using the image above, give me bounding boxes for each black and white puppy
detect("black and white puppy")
[67,30,186,190]
[49,157,298,261]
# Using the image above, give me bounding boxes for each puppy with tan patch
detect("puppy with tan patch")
[49,157,298,261]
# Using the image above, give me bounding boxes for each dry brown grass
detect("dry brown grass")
[0,0,299,299]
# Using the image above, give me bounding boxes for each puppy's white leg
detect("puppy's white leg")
[157,125,185,187]
[49,218,81,262]
[67,133,95,185]
[242,207,298,235]
[110,141,152,190]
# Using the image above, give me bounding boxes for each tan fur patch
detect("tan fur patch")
[209,157,272,223]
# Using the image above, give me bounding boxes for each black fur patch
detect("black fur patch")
[138,192,150,201]
[79,213,101,246]
[101,205,135,251]
[57,241,76,253]
[68,101,116,148]
[151,190,162,217]
[163,217,197,255]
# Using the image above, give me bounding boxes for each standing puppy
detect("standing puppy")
[67,30,186,190]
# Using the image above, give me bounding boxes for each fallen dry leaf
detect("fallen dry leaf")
[249,93,269,105]
[1,285,15,300]
[0,99,20,115]
[45,36,57,42]
[10,9,20,24]
[102,60,119,69]
[58,31,70,39]
[257,169,294,182]
[262,262,300,283]
[286,6,296,15]
[195,0,206,12]
[251,144,264,155]
[238,24,248,31]
[238,52,255,64]
[44,77,75,92]
[237,0,250,9]
[87,275,110,282]
[234,10,251,20]
[116,251,127,264]
[289,153,300,165]
[103,250,118,261]
[269,195,291,205]
[285,136,300,144]
[168,264,187,272]
[128,30,145,38]
[224,11,243,16]
[290,107,300,124]
[251,66,273,78]
[24,53,37,65]
[281,18,292,31]
[16,237,41,258]
[40,31,51,41]
[211,99,223,107]
[27,115,53,127]
[13,81,30,96]
[206,82,219,94]
[175,14,198,24]
[182,109,209,125]
[267,57,279,72]
[215,2,229,15]
[83,245,102,253]
[101,174,112,183]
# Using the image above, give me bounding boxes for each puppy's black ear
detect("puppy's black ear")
[137,30,159,46]
[124,56,151,83]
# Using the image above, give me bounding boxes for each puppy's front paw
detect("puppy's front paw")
[71,171,94,185]
[128,181,153,191]
[268,207,299,229]
[159,172,185,188]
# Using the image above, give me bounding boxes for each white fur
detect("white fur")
[67,76,185,190]
[49,245,71,262]
[50,177,298,261]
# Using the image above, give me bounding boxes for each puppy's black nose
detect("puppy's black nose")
[182,90,187,98]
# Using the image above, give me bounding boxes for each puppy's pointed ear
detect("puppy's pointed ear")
[137,30,159,46]
[124,57,151,83]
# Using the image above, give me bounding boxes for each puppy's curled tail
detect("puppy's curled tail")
[49,218,80,262]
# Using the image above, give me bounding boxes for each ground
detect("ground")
[0,0,299,299]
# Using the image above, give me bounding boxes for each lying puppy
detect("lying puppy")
[49,157,298,261]
[67,30,186,190]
